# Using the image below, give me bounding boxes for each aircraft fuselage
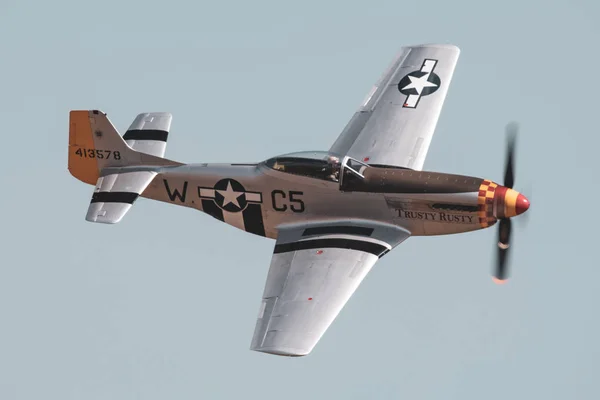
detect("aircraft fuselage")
[141,160,528,238]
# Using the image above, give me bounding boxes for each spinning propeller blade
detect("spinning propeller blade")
[493,122,527,284]
[503,122,517,189]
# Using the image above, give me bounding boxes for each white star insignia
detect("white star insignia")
[401,73,438,95]
[217,181,244,208]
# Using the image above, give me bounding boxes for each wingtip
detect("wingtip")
[251,347,310,357]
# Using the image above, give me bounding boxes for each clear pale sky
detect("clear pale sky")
[1,0,598,399]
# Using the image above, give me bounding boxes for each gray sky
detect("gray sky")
[1,0,598,398]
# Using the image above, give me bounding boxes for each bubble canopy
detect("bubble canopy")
[261,151,343,182]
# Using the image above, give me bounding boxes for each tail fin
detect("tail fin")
[68,110,180,185]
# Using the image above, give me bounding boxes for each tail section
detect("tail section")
[68,110,180,185]
[68,110,184,223]
[69,110,137,185]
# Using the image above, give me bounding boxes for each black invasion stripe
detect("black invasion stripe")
[201,199,224,222]
[243,204,266,237]
[91,192,139,204]
[123,129,169,142]
[302,226,374,237]
[274,238,388,257]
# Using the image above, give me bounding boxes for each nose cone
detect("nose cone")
[491,186,531,219]
[515,193,530,215]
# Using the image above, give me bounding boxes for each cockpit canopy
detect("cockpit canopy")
[262,151,344,182]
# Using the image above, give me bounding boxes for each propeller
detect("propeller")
[494,122,519,284]
[503,122,517,189]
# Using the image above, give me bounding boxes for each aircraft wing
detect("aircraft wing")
[329,44,460,170]
[250,221,410,356]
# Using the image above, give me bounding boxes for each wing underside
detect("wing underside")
[251,221,410,356]
[329,44,460,170]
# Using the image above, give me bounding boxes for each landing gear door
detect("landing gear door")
[339,156,368,191]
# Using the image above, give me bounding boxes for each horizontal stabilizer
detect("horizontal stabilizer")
[123,112,172,158]
[86,169,157,224]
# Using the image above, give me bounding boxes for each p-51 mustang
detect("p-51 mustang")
[68,44,529,357]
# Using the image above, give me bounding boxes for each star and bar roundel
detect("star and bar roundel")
[398,59,441,109]
[198,178,266,236]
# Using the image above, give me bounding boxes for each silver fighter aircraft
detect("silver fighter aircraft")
[68,44,530,357]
